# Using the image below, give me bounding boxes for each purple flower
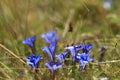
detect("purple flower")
[26,54,42,69]
[75,54,81,63]
[45,61,63,72]
[40,31,60,45]
[82,44,92,53]
[64,45,82,62]
[42,46,53,60]
[85,44,92,51]
[55,52,68,63]
[75,45,83,52]
[76,53,93,71]
[49,44,57,55]
[41,31,60,61]
[22,36,36,48]
[42,45,57,61]
[65,46,76,62]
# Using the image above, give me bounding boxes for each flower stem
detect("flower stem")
[50,71,55,80]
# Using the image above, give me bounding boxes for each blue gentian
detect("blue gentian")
[85,44,92,51]
[41,31,60,61]
[41,31,60,45]
[55,52,68,63]
[75,54,81,63]
[65,45,83,63]
[82,44,92,53]
[76,53,93,71]
[42,46,54,60]
[42,44,57,61]
[45,61,63,72]
[22,36,36,48]
[26,54,42,69]
[41,30,63,79]
[65,46,76,62]
[49,44,57,55]
[75,45,83,52]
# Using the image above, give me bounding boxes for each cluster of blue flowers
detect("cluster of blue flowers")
[41,31,66,74]
[22,30,93,76]
[22,36,42,70]
[64,43,93,70]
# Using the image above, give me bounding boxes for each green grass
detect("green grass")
[0,0,120,80]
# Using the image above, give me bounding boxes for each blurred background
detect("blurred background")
[0,0,120,80]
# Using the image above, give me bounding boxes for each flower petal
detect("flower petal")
[65,46,76,62]
[40,31,59,44]
[53,63,62,71]
[42,46,53,60]
[45,62,63,72]
[26,54,42,68]
[45,62,52,70]
[22,36,36,48]
[85,44,92,51]
[56,52,68,63]
[49,44,57,55]
[75,45,83,52]
[78,53,93,71]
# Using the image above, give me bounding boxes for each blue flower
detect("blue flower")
[55,52,68,63]
[75,45,83,52]
[82,44,92,53]
[85,44,92,51]
[65,46,76,62]
[22,36,36,48]
[65,45,82,62]
[45,61,63,72]
[75,54,81,63]
[40,31,60,44]
[65,44,83,55]
[42,46,54,60]
[42,44,57,61]
[49,44,57,55]
[26,54,42,69]
[76,53,93,71]
[80,53,92,63]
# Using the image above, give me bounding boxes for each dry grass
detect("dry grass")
[0,0,120,80]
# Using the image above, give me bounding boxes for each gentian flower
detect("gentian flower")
[26,54,42,69]
[65,45,82,63]
[42,44,57,61]
[65,46,76,62]
[55,52,68,63]
[41,31,60,61]
[85,44,92,51]
[75,53,81,63]
[45,61,63,72]
[42,46,54,60]
[75,45,83,52]
[22,36,36,48]
[76,53,93,71]
[40,31,60,45]
[49,44,57,55]
[41,30,63,79]
[82,44,92,53]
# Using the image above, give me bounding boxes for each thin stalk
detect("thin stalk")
[0,43,26,65]
[51,71,55,80]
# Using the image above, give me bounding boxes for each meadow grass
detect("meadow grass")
[0,0,120,80]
